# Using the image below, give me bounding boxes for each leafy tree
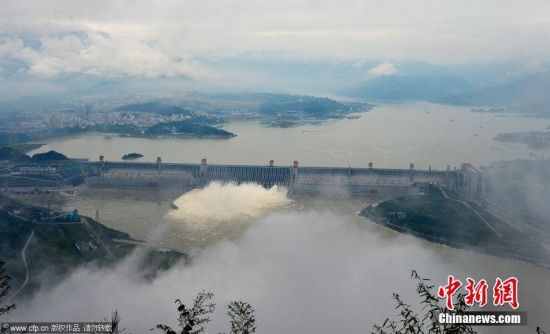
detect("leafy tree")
[227,301,256,334]
[154,292,257,334]
[154,291,215,334]
[372,270,475,334]
[0,260,15,317]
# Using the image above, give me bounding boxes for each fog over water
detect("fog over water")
[10,183,550,333]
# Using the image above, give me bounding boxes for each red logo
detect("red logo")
[493,277,519,309]
[464,278,488,307]
[437,276,519,310]
[437,275,462,310]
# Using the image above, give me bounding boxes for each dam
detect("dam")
[85,159,483,198]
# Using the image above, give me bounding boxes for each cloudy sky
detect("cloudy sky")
[1,0,550,81]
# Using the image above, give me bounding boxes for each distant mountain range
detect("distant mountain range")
[341,71,550,116]
[439,73,550,107]
[341,75,474,102]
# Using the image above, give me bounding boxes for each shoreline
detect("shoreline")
[359,206,550,270]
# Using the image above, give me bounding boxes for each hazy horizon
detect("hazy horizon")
[2,1,550,101]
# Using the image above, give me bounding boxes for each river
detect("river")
[30,102,550,169]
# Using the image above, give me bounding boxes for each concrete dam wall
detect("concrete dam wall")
[86,161,456,195]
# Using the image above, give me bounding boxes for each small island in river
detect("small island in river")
[122,153,144,160]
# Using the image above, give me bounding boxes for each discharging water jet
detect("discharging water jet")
[167,182,292,234]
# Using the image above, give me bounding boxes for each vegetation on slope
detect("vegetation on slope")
[360,186,548,264]
[31,150,68,162]
[145,120,235,138]
[0,195,185,299]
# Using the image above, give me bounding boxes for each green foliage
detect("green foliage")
[363,186,547,263]
[259,95,350,116]
[31,150,68,161]
[0,260,15,318]
[372,271,475,334]
[145,121,235,138]
[154,293,257,334]
[121,153,144,160]
[370,187,492,242]
[227,301,256,334]
[154,291,215,334]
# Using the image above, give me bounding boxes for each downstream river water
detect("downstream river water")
[27,102,550,332]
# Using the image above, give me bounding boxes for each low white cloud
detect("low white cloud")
[0,30,209,79]
[2,0,550,78]
[8,212,449,333]
[368,61,397,77]
[352,59,367,68]
[8,211,549,333]
[6,184,550,333]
